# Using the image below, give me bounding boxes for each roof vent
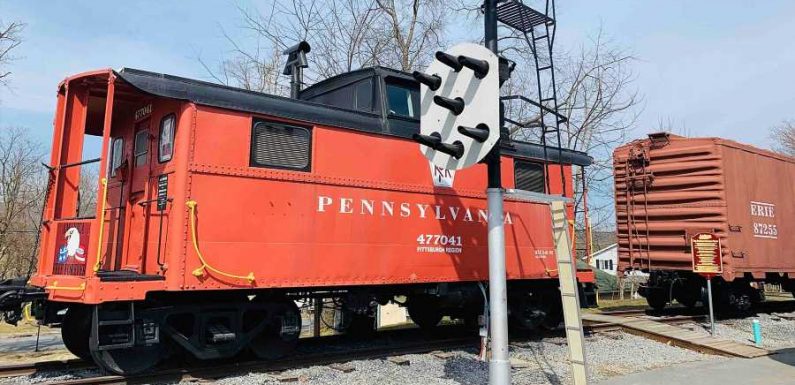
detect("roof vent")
[648,132,670,148]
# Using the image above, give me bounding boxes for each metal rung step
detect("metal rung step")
[541,97,555,102]
[538,65,552,71]
[496,0,554,33]
[534,34,548,40]
[98,319,135,326]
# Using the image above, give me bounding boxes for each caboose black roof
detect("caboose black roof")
[115,67,592,166]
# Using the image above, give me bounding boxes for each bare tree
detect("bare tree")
[655,116,692,137]
[0,19,25,87]
[502,28,641,231]
[372,0,447,71]
[204,0,448,94]
[770,120,795,156]
[0,128,45,279]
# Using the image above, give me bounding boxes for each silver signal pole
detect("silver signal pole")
[484,1,510,384]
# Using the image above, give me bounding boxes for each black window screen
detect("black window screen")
[514,160,546,193]
[250,121,311,171]
[355,80,373,112]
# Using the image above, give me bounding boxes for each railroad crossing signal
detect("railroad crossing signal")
[413,43,500,170]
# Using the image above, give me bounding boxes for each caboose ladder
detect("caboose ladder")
[505,189,588,384]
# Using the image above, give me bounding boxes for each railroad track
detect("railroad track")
[0,333,477,385]
[0,359,90,379]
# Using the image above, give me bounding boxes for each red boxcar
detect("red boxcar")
[614,132,795,311]
[1,66,593,374]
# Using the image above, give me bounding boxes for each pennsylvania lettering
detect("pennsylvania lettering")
[316,195,513,224]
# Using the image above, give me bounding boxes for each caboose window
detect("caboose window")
[134,130,149,167]
[159,114,175,162]
[386,83,419,119]
[110,138,123,176]
[514,160,546,193]
[250,121,311,171]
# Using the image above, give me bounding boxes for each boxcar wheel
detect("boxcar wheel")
[61,305,91,361]
[250,301,301,360]
[90,343,164,375]
[646,292,668,311]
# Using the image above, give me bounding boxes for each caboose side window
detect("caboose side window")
[514,160,545,193]
[159,114,175,162]
[386,82,419,119]
[134,130,149,167]
[110,137,123,177]
[250,121,311,171]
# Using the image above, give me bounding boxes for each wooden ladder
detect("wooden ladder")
[505,190,588,384]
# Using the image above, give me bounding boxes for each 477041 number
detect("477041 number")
[416,234,462,246]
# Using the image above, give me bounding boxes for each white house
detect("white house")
[588,243,618,276]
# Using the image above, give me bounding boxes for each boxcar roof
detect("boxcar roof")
[115,67,592,166]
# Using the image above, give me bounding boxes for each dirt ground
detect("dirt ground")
[0,320,74,365]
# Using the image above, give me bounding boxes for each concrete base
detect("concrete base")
[599,347,795,385]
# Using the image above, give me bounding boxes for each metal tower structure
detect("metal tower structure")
[497,0,568,197]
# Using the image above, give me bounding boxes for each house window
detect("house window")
[250,120,311,171]
[159,114,175,162]
[514,160,545,193]
[110,138,123,176]
[133,130,149,167]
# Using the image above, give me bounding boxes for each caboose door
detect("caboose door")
[120,120,154,272]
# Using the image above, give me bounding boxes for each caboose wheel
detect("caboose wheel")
[250,301,301,360]
[90,343,164,375]
[407,297,443,331]
[509,291,557,331]
[61,305,92,361]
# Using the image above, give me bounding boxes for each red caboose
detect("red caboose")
[0,66,593,374]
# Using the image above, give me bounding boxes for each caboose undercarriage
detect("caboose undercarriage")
[2,280,595,374]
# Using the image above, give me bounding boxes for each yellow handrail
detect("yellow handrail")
[186,200,255,283]
[45,281,86,291]
[93,178,110,272]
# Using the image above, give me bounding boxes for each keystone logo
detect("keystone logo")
[429,161,455,188]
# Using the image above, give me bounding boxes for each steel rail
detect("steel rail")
[32,337,476,385]
[0,359,89,379]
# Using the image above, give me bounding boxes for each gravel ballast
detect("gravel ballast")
[208,332,719,385]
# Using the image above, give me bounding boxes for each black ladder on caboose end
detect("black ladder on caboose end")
[497,0,567,196]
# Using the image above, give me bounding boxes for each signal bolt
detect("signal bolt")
[435,51,463,71]
[412,71,442,91]
[458,124,490,142]
[433,96,465,115]
[458,55,489,79]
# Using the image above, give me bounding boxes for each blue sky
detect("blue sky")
[1,0,794,149]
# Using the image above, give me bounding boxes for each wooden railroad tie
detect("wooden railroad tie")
[387,356,411,366]
[275,373,307,383]
[329,362,356,373]
[509,358,532,369]
[432,351,456,359]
